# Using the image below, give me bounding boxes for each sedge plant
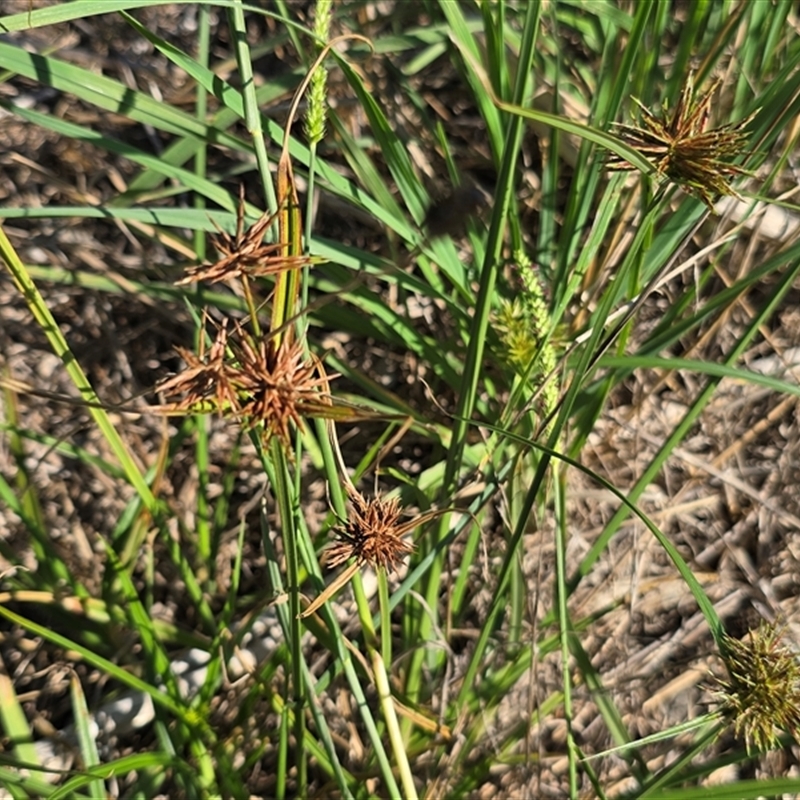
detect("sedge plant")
[2,2,800,798]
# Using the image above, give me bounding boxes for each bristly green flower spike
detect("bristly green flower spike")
[495,251,558,430]
[608,72,755,210]
[715,621,800,753]
[305,0,332,146]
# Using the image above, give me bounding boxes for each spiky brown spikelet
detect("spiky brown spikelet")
[231,331,332,446]
[326,486,416,572]
[608,73,754,209]
[157,322,334,447]
[156,321,243,415]
[178,188,311,285]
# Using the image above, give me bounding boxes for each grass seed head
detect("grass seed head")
[715,622,800,753]
[157,321,243,415]
[608,73,754,209]
[326,487,415,572]
[231,331,332,447]
[304,0,333,145]
[178,189,312,285]
[494,252,559,428]
[157,322,334,448]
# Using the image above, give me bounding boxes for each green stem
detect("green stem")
[276,705,289,800]
[405,0,541,707]
[363,572,417,799]
[0,224,157,514]
[228,0,277,213]
[553,472,578,795]
[270,440,306,795]
[371,645,418,800]
[194,4,211,569]
[378,571,392,668]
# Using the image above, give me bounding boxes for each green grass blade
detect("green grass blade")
[0,101,237,213]
[69,674,105,800]
[0,657,41,782]
[0,225,158,512]
[0,604,188,721]
[0,40,244,152]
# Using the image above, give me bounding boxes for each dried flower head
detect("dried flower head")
[156,320,243,415]
[608,73,754,209]
[715,622,800,753]
[178,188,311,285]
[156,320,335,447]
[230,330,334,446]
[326,485,416,572]
[299,485,423,618]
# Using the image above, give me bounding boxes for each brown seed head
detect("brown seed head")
[326,487,415,572]
[157,321,243,415]
[608,73,754,209]
[231,330,332,446]
[156,321,335,446]
[178,189,311,285]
